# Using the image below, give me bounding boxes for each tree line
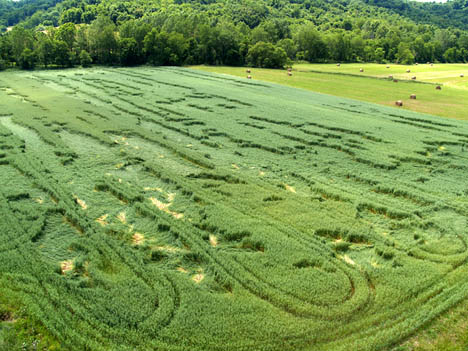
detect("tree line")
[1,1,468,70]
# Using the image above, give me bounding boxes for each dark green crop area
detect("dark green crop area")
[0,67,467,351]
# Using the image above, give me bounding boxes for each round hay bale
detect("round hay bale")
[410,94,416,100]
[360,68,364,72]
[247,75,252,79]
[427,62,431,64]
[288,72,292,76]
[415,63,419,65]
[436,85,442,90]
[246,69,251,73]
[411,76,416,80]
[388,75,393,79]
[395,100,403,107]
[406,69,411,73]
[431,63,434,67]
[336,63,341,67]
[393,79,398,83]
[287,67,292,72]
[461,74,464,78]
[386,65,390,68]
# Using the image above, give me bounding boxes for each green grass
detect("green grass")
[192,64,468,121]
[296,63,468,88]
[0,67,467,350]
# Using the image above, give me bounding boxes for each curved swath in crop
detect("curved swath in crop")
[0,136,181,349]
[93,162,368,319]
[134,163,374,319]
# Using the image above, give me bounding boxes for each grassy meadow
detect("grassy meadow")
[193,63,468,120]
[296,63,468,87]
[0,67,468,351]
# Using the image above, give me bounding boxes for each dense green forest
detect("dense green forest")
[365,0,468,31]
[0,0,468,70]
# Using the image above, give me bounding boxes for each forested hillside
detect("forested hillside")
[365,0,468,31]
[0,0,468,71]
[0,0,62,27]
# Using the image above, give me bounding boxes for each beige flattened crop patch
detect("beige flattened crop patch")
[60,260,74,274]
[209,235,218,247]
[192,273,205,284]
[74,196,87,210]
[132,232,144,245]
[149,196,184,220]
[96,214,109,226]
[150,197,169,211]
[113,136,129,145]
[144,187,163,192]
[172,212,184,220]
[117,211,127,224]
[154,245,182,253]
[343,255,355,266]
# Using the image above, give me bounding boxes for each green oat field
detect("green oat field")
[0,67,468,351]
[194,64,468,121]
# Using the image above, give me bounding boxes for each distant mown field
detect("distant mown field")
[0,67,468,351]
[193,63,468,120]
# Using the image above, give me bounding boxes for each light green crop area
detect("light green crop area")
[0,67,468,351]
[193,64,468,120]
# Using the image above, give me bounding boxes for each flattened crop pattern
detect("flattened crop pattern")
[0,67,467,351]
